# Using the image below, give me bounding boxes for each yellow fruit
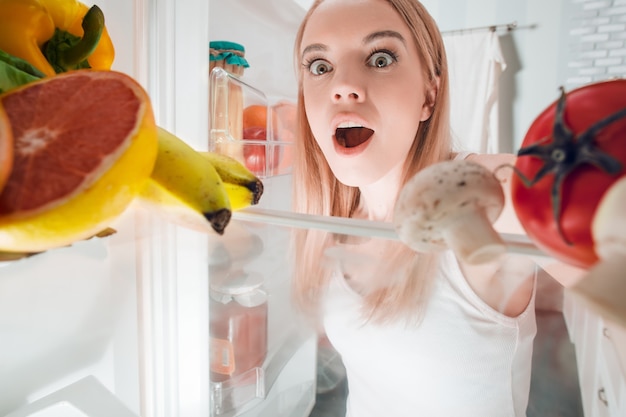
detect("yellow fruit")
[199,151,264,210]
[149,126,231,234]
[0,103,12,194]
[138,177,220,234]
[0,70,157,252]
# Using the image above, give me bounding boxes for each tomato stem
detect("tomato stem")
[515,86,625,245]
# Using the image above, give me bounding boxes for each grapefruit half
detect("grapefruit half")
[0,104,12,194]
[0,70,158,252]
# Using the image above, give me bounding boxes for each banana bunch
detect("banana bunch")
[138,127,264,235]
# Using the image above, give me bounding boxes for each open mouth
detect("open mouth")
[335,127,375,148]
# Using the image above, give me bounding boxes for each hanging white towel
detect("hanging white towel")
[444,31,506,154]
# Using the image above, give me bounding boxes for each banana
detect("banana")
[138,177,224,234]
[145,127,232,235]
[199,151,264,210]
[138,127,266,234]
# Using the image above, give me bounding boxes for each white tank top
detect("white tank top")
[322,250,537,417]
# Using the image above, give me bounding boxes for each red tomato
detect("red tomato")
[511,79,626,268]
[243,105,268,130]
[243,126,280,175]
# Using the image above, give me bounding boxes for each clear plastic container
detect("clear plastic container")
[209,67,295,178]
[207,220,317,417]
[210,268,268,383]
[210,286,268,383]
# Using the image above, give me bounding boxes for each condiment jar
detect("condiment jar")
[209,40,249,77]
[209,41,249,160]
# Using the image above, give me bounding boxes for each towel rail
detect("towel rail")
[441,21,537,35]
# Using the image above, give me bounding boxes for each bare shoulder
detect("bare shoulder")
[466,153,526,235]
[466,153,517,192]
[466,153,516,172]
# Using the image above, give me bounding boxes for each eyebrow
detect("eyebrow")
[301,43,327,57]
[301,30,406,57]
[363,30,406,46]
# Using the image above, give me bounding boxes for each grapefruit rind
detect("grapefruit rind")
[0,104,12,194]
[0,71,158,252]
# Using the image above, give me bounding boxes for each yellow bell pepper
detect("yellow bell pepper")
[38,0,115,70]
[0,0,56,76]
[0,0,114,77]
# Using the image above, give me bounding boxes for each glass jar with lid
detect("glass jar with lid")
[209,40,250,161]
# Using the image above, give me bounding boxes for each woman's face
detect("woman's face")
[300,0,434,187]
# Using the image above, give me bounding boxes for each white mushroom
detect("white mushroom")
[571,176,626,327]
[591,176,626,260]
[393,159,506,264]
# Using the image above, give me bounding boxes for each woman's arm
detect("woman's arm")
[459,255,536,317]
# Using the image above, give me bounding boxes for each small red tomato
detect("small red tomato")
[243,105,268,130]
[242,126,280,175]
[511,79,626,268]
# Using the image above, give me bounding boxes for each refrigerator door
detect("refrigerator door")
[0,0,151,413]
[0,211,143,416]
[0,0,209,415]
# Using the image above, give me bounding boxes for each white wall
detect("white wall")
[209,0,577,151]
[419,0,570,151]
[208,0,305,102]
[562,0,626,88]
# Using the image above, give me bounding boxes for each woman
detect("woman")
[291,0,536,416]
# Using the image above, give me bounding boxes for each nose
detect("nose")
[331,68,365,103]
[333,90,361,102]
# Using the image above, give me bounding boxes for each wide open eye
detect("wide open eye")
[367,50,396,68]
[308,59,333,75]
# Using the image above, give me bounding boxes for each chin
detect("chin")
[331,167,385,188]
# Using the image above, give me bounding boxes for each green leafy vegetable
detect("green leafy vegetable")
[0,49,44,94]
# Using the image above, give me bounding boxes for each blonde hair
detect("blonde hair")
[291,0,452,324]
